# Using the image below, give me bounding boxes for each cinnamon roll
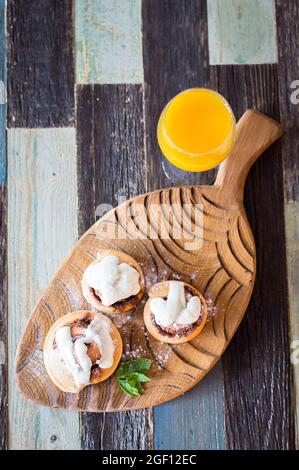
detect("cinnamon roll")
[81,249,144,314]
[44,310,123,393]
[143,281,207,344]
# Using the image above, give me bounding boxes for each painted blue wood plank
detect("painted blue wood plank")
[8,128,80,449]
[75,0,143,83]
[207,0,278,65]
[285,203,299,447]
[0,105,5,184]
[154,364,225,450]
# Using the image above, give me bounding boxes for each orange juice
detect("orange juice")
[157,88,236,172]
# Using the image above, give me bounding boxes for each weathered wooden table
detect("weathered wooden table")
[0,0,298,450]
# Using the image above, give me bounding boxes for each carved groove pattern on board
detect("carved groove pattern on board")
[15,185,255,411]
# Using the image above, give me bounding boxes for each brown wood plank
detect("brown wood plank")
[210,64,295,449]
[7,0,74,128]
[142,0,217,191]
[276,0,299,447]
[0,184,7,450]
[276,0,299,202]
[80,410,153,450]
[284,202,299,448]
[77,84,153,450]
[142,0,225,449]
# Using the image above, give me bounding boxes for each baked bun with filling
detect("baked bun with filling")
[44,310,123,393]
[143,280,207,345]
[81,249,145,314]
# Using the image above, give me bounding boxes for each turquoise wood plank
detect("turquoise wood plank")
[0,0,6,184]
[154,363,225,449]
[75,0,143,83]
[7,128,80,449]
[207,0,278,65]
[0,0,7,449]
[0,105,5,184]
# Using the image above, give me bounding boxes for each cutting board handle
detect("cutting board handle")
[214,109,283,203]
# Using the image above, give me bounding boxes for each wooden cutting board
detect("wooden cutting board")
[15,109,283,412]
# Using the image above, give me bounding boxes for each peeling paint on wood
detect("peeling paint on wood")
[75,0,143,84]
[3,0,298,451]
[207,0,278,65]
[7,128,80,449]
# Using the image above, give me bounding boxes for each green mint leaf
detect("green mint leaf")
[128,377,144,394]
[118,378,140,397]
[116,358,152,379]
[116,358,152,397]
[129,372,151,382]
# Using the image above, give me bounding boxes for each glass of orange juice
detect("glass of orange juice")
[157,88,236,173]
